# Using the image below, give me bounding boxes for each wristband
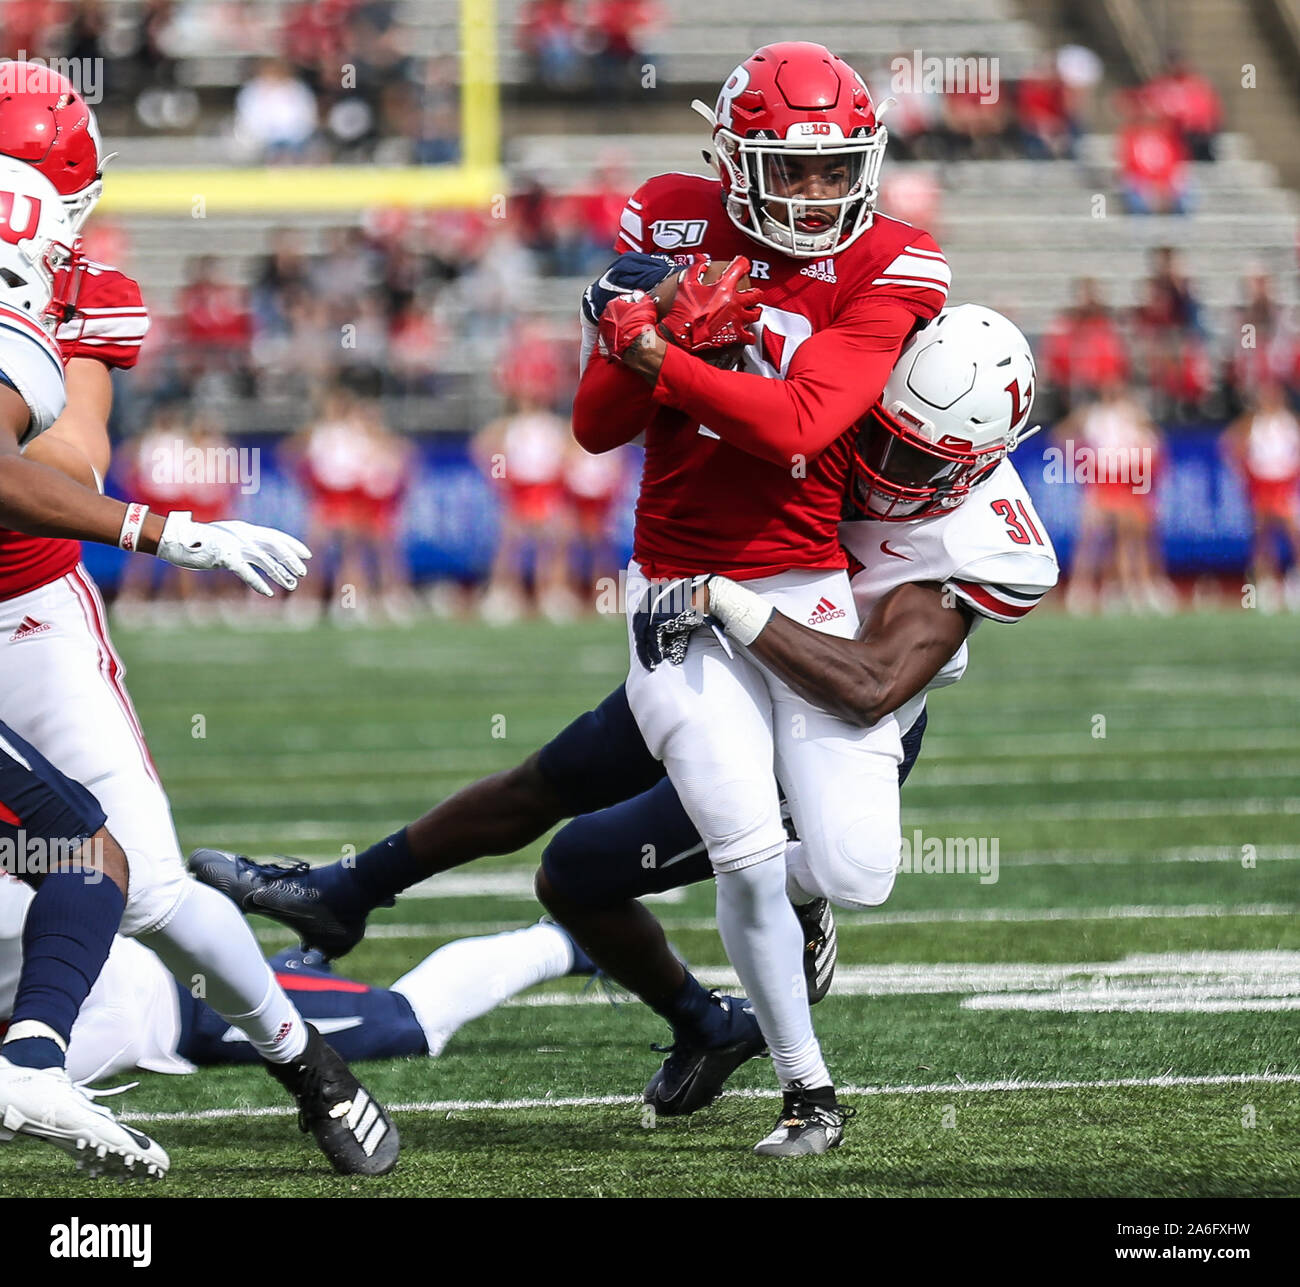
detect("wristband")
[706,575,773,646]
[118,501,149,552]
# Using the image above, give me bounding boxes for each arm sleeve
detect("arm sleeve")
[649,296,924,465]
[572,351,661,452]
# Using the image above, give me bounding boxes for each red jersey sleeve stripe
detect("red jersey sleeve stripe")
[872,276,951,291]
[950,579,1044,620]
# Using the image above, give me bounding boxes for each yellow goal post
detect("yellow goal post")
[98,0,504,217]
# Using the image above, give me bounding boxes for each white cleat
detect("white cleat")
[0,1057,169,1179]
[753,1088,854,1158]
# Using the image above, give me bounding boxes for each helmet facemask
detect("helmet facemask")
[716,125,887,258]
[850,402,1007,521]
[60,174,103,235]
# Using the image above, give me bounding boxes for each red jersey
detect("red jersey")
[573,172,949,579]
[0,262,150,601]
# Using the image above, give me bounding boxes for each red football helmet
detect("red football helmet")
[693,42,889,259]
[0,63,108,234]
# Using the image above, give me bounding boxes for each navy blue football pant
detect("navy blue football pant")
[538,684,927,907]
[0,718,107,884]
[175,948,429,1064]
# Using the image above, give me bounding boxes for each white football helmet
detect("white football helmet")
[851,304,1039,521]
[0,155,77,328]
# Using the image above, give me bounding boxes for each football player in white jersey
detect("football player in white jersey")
[0,875,597,1084]
[0,158,398,1180]
[194,305,1058,1157]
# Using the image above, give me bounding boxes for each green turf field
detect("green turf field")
[2,607,1298,1198]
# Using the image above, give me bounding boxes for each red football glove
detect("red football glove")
[598,292,660,360]
[657,256,762,354]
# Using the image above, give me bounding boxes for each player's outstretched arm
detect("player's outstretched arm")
[712,578,972,727]
[0,386,308,596]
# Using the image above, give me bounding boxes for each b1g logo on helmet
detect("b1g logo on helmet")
[0,190,41,246]
[651,219,708,250]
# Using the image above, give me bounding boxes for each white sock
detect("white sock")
[390,922,573,1057]
[715,857,831,1090]
[784,840,827,905]
[139,882,308,1063]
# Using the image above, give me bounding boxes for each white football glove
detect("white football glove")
[156,511,311,597]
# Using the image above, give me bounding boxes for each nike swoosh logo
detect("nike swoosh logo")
[879,540,911,561]
[219,1016,363,1042]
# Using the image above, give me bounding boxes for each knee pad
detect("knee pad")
[819,817,900,910]
[690,776,787,873]
[119,849,190,937]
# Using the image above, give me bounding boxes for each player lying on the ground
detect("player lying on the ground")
[0,148,397,1180]
[1,875,595,1081]
[193,304,1059,1157]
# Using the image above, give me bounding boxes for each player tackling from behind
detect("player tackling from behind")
[0,75,397,1179]
[196,303,1058,1156]
[569,41,957,1153]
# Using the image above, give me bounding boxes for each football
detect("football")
[648,259,753,369]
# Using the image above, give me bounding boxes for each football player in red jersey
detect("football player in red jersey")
[0,75,401,1177]
[571,42,951,1152]
[194,306,1058,1158]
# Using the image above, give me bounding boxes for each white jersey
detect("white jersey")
[0,876,189,1083]
[0,303,67,445]
[839,458,1059,732]
[1245,411,1300,482]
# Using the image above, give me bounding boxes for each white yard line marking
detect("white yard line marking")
[119,1071,1300,1125]
[512,951,1300,1008]
[252,902,1299,944]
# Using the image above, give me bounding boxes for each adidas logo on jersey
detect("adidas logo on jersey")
[799,258,838,284]
[807,597,846,626]
[7,616,50,642]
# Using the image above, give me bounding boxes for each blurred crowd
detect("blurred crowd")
[865,44,1104,164]
[517,0,661,97]
[1038,252,1298,424]
[1,0,462,163]
[1116,58,1222,215]
[120,171,633,414]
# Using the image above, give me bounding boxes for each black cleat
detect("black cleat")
[643,993,766,1117]
[795,898,837,1005]
[188,848,372,959]
[263,1023,399,1176]
[753,1084,855,1157]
